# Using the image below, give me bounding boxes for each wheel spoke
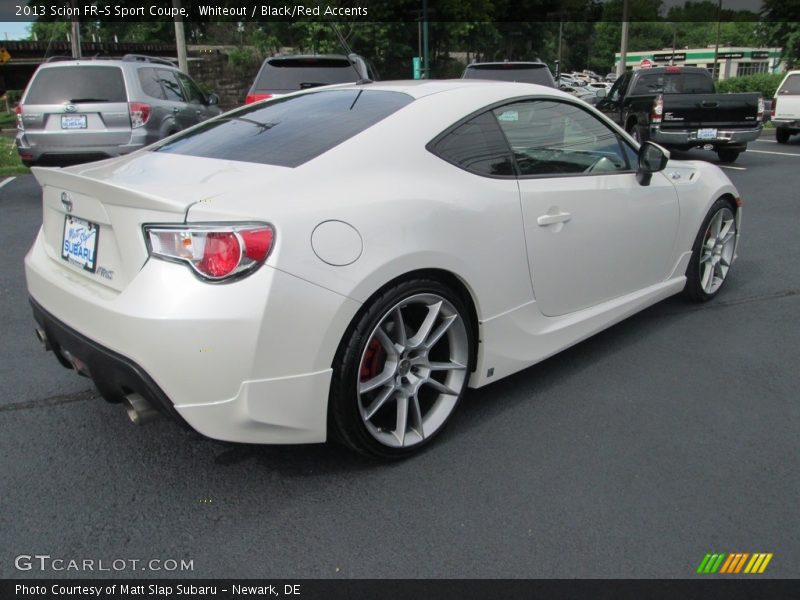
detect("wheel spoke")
[408,301,443,348]
[374,327,399,358]
[394,395,409,446]
[711,211,723,238]
[363,385,396,421]
[701,260,714,291]
[424,314,458,349]
[700,251,713,265]
[410,394,425,439]
[718,218,734,240]
[424,377,459,396]
[359,368,395,394]
[429,360,466,372]
[393,307,407,348]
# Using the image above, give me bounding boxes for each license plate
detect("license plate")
[61,215,99,272]
[61,115,87,129]
[697,128,718,140]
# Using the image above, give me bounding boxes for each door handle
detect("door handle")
[537,211,572,226]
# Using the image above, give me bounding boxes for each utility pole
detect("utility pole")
[173,0,188,74]
[422,0,429,78]
[70,0,81,58]
[617,0,629,77]
[712,0,722,81]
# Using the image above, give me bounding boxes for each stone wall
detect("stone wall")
[187,49,256,111]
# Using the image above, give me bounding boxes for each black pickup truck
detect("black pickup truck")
[596,66,763,163]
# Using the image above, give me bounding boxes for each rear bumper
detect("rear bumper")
[771,118,800,130]
[649,125,761,149]
[25,230,361,444]
[15,131,159,165]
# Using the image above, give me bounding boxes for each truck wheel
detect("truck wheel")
[627,123,646,144]
[776,128,790,144]
[716,149,741,163]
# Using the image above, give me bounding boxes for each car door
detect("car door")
[175,71,217,124]
[596,72,631,125]
[493,98,680,317]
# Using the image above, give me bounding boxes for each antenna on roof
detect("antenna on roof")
[329,22,372,85]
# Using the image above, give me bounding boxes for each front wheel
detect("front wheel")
[329,279,473,458]
[683,199,737,302]
[716,149,741,163]
[775,128,790,144]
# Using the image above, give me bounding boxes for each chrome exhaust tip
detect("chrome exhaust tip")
[124,393,161,425]
[34,327,51,351]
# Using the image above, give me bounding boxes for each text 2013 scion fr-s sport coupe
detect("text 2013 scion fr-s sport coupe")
[25,80,741,458]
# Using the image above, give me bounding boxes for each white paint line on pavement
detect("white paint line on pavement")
[755,139,777,143]
[747,149,800,157]
[719,165,747,171]
[0,176,16,189]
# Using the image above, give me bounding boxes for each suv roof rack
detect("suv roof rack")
[122,54,177,66]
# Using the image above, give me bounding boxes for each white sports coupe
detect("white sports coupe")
[25,80,741,458]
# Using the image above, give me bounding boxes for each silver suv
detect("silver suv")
[16,54,222,167]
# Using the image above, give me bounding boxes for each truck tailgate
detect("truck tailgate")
[661,93,760,129]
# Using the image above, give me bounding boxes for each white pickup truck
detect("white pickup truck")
[773,70,800,144]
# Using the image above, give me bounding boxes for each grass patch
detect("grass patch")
[0,111,16,129]
[0,136,30,176]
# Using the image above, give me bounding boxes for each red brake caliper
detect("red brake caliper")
[360,338,386,382]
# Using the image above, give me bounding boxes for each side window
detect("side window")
[493,100,631,177]
[431,111,514,177]
[175,72,206,104]
[608,75,626,102]
[156,69,186,102]
[137,67,166,100]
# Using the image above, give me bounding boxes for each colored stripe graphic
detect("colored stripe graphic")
[744,553,774,574]
[701,554,725,574]
[700,552,773,574]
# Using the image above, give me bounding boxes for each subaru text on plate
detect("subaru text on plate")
[25,80,742,458]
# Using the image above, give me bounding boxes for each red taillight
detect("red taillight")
[15,104,23,130]
[665,66,681,73]
[650,95,664,124]
[197,232,241,278]
[129,102,151,128]
[245,93,273,104]
[145,224,274,281]
[771,97,777,117]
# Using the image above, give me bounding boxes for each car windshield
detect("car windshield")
[253,57,361,91]
[154,89,413,168]
[24,66,127,104]
[464,64,554,87]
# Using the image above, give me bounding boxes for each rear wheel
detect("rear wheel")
[627,122,646,144]
[329,279,473,458]
[683,199,737,302]
[716,149,741,163]
[776,128,790,144]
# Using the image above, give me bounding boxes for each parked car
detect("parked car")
[462,61,556,88]
[245,53,377,104]
[26,81,741,458]
[560,85,598,105]
[605,72,618,82]
[771,70,800,143]
[596,66,763,163]
[15,55,222,167]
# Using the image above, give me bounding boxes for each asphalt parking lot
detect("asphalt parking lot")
[1,135,798,579]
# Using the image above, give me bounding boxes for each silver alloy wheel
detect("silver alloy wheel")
[699,206,736,295]
[356,293,469,448]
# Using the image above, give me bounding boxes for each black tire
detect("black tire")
[627,121,646,144]
[328,278,474,459]
[775,128,790,144]
[716,149,741,163]
[683,198,737,303]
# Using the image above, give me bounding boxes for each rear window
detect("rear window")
[463,64,554,87]
[779,74,800,95]
[253,57,361,92]
[154,89,412,168]
[25,66,127,104]
[631,72,714,95]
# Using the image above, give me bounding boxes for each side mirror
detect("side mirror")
[636,141,670,186]
[206,93,219,106]
[595,88,607,99]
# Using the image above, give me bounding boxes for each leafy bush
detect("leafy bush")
[717,73,784,98]
[227,47,261,72]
